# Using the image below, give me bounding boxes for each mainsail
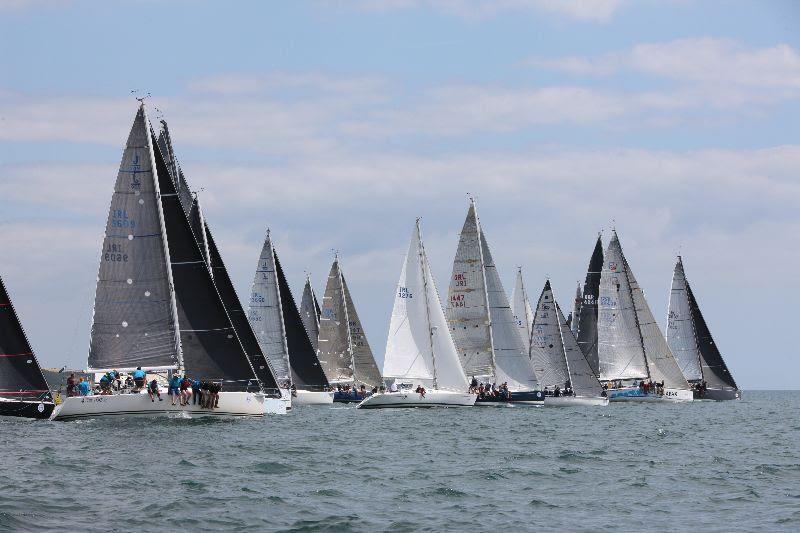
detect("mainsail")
[384,220,468,391]
[446,200,539,390]
[555,301,603,397]
[88,107,180,371]
[598,232,688,390]
[0,275,51,401]
[666,257,703,381]
[576,235,603,375]
[511,267,533,353]
[529,281,570,389]
[300,275,321,352]
[248,231,291,385]
[668,257,738,390]
[317,258,382,387]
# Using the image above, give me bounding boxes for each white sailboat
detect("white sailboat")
[511,267,533,355]
[54,105,269,420]
[528,281,608,407]
[248,232,332,406]
[446,199,543,405]
[667,256,740,401]
[317,256,383,402]
[597,231,692,402]
[358,220,476,409]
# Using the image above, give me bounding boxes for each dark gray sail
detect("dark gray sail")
[153,132,259,390]
[577,235,603,375]
[300,275,320,352]
[0,275,51,401]
[158,120,279,392]
[687,282,738,390]
[317,259,354,383]
[89,107,179,371]
[275,255,329,389]
[342,275,383,388]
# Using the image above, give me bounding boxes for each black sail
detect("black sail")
[687,283,738,390]
[0,276,51,401]
[576,235,603,375]
[152,134,259,391]
[205,224,279,392]
[157,121,279,393]
[274,253,329,389]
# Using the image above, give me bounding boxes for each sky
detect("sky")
[0,0,798,389]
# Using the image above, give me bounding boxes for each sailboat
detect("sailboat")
[528,281,608,407]
[446,199,543,405]
[667,256,740,400]
[156,121,285,414]
[316,255,383,402]
[248,231,333,406]
[576,235,603,376]
[597,231,692,402]
[300,274,321,354]
[511,267,533,354]
[53,105,268,420]
[0,274,54,419]
[358,220,476,409]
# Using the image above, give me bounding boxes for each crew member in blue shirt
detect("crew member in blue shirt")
[132,367,146,391]
[169,374,182,405]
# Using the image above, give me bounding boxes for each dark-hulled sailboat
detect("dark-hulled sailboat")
[667,256,740,400]
[0,275,54,419]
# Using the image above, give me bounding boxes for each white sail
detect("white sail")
[597,232,649,381]
[511,268,533,353]
[384,221,469,392]
[529,281,570,389]
[556,301,603,397]
[666,257,703,381]
[383,224,435,385]
[248,231,291,384]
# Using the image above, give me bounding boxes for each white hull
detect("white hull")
[52,391,265,421]
[293,390,334,405]
[545,395,609,407]
[357,390,476,409]
[607,387,693,403]
[278,388,293,411]
[264,396,289,414]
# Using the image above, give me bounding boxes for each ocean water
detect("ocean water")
[1,391,798,531]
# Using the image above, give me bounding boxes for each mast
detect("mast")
[417,219,438,389]
[472,198,497,382]
[145,107,183,373]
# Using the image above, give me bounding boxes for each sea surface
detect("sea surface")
[1,391,798,531]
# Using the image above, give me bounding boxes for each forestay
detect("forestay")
[597,233,649,381]
[667,257,703,381]
[88,107,179,371]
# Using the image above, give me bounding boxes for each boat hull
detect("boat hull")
[357,390,476,409]
[607,387,693,402]
[52,391,265,421]
[544,395,609,407]
[694,388,741,401]
[264,396,289,414]
[333,391,368,403]
[293,390,334,405]
[0,399,55,419]
[475,390,544,406]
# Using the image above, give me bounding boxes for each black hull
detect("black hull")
[475,390,544,405]
[0,400,54,419]
[693,388,740,401]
